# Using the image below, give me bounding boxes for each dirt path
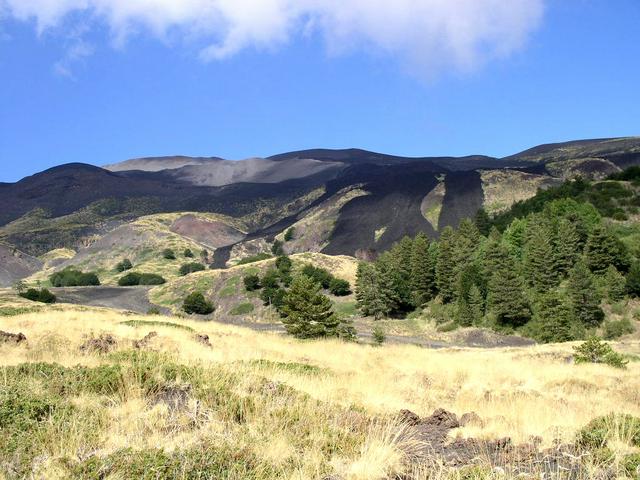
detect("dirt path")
[52,286,168,314]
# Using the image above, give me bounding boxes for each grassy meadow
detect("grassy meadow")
[1,306,639,479]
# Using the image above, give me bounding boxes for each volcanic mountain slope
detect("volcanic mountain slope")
[1,137,639,266]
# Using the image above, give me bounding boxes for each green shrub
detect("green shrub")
[301,264,333,289]
[576,414,640,449]
[147,307,160,315]
[182,292,214,315]
[271,240,284,256]
[49,268,100,287]
[115,258,133,272]
[179,262,206,276]
[329,278,351,296]
[372,325,385,346]
[573,337,629,368]
[236,253,272,265]
[243,274,261,291]
[275,255,292,273]
[19,288,56,304]
[118,272,166,286]
[284,227,295,242]
[162,248,176,260]
[230,303,254,316]
[183,249,194,258]
[602,318,635,340]
[622,453,640,478]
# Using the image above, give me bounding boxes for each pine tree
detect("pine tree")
[530,292,576,343]
[410,232,435,305]
[554,218,580,276]
[467,284,485,325]
[455,296,474,327]
[502,218,527,260]
[568,261,605,328]
[375,254,402,314]
[435,226,457,303]
[454,219,480,271]
[584,225,629,274]
[387,237,415,310]
[474,208,491,236]
[603,265,626,302]
[281,275,340,339]
[523,222,558,292]
[355,262,389,319]
[626,262,640,297]
[487,245,530,328]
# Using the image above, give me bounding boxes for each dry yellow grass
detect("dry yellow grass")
[1,307,639,478]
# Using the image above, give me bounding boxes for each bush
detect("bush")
[622,453,640,478]
[602,318,635,340]
[271,240,284,256]
[243,275,261,291]
[236,253,272,265]
[301,264,333,289]
[49,268,100,287]
[573,337,628,368]
[179,262,206,276]
[147,307,161,315]
[182,292,214,315]
[162,248,176,260]
[183,249,194,258]
[115,259,133,272]
[275,255,292,273]
[372,326,385,346]
[329,278,351,296]
[118,273,166,286]
[19,288,56,304]
[576,414,640,449]
[284,227,295,242]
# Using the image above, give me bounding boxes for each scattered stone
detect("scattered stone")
[423,408,460,429]
[80,334,117,354]
[195,333,212,347]
[460,411,483,427]
[0,330,27,344]
[398,409,421,426]
[133,331,158,349]
[152,383,192,411]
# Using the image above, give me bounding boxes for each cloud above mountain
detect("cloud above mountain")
[1,0,544,76]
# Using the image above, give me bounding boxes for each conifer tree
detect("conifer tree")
[387,237,415,309]
[281,275,340,338]
[355,262,388,319]
[502,218,528,260]
[435,226,457,303]
[410,232,435,305]
[523,222,557,292]
[626,262,640,297]
[584,225,628,274]
[481,227,504,281]
[530,292,575,343]
[603,265,626,302]
[474,208,491,236]
[375,254,402,314]
[455,296,474,327]
[554,218,580,276]
[454,219,480,271]
[568,261,605,328]
[467,284,485,325]
[487,245,530,327]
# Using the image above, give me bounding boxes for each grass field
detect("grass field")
[1,306,640,479]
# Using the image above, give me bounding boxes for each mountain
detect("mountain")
[1,137,639,282]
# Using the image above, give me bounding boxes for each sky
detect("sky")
[0,0,639,182]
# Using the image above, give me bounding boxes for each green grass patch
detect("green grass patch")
[119,319,195,332]
[229,303,254,316]
[236,253,272,265]
[247,359,328,376]
[333,300,357,318]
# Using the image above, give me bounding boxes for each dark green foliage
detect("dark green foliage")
[118,272,166,286]
[259,269,286,309]
[284,227,295,241]
[486,245,530,328]
[602,318,635,340]
[275,255,292,274]
[271,240,284,256]
[568,262,604,328]
[584,225,629,274]
[243,274,261,291]
[372,326,385,346]
[183,248,194,258]
[523,221,558,292]
[410,232,435,305]
[146,307,160,315]
[435,226,457,303]
[573,337,628,368]
[355,262,389,320]
[603,265,627,302]
[626,262,640,297]
[554,218,580,276]
[301,264,333,289]
[329,278,351,296]
[49,268,100,287]
[182,292,215,315]
[229,303,254,316]
[280,275,340,339]
[528,292,576,343]
[115,258,133,272]
[19,288,56,304]
[179,262,206,276]
[162,248,176,260]
[236,253,272,265]
[576,414,640,449]
[474,208,491,236]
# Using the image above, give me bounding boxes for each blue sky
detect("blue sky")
[0,0,639,182]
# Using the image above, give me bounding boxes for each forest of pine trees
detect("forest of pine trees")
[355,192,639,343]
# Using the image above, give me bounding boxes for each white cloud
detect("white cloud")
[0,0,545,76]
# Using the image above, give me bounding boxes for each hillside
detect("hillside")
[0,306,638,479]
[2,137,639,271]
